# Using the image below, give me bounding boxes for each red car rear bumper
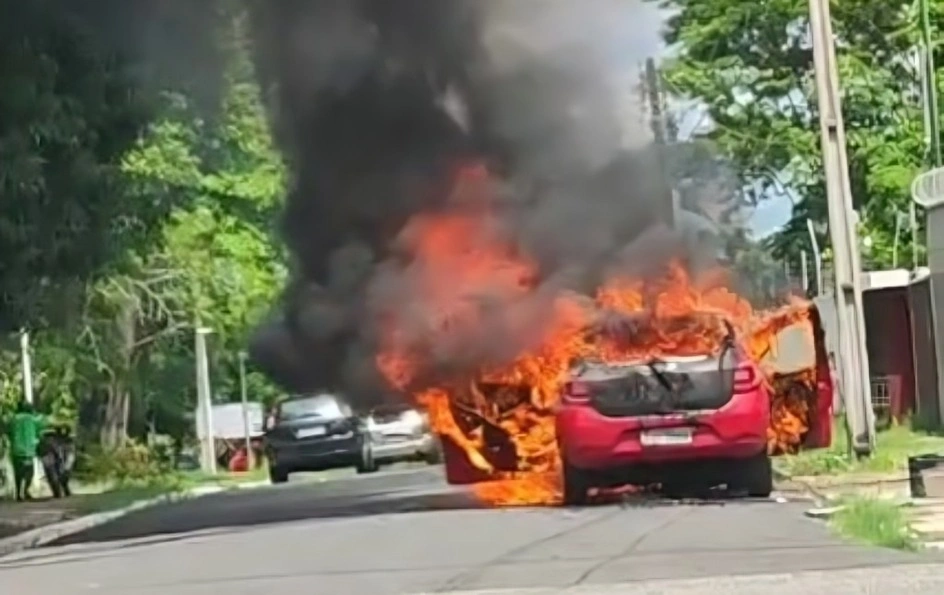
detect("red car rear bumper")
[555,388,770,471]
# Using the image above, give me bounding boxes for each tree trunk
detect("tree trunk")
[99,298,137,448]
[101,384,118,448]
[100,380,131,449]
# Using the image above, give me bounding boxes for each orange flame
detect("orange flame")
[376,164,817,506]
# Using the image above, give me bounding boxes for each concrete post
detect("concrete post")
[808,0,875,454]
[926,207,944,424]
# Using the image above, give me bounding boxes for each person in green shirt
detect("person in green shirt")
[8,400,45,501]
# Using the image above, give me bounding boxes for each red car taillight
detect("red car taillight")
[733,362,761,394]
[562,380,591,404]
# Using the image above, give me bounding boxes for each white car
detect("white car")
[365,404,441,466]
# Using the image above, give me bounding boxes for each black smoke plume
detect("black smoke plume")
[247,0,699,406]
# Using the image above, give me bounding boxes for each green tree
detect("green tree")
[655,0,926,270]
[0,4,160,332]
[73,15,287,446]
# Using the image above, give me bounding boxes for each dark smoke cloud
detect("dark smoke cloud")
[247,0,707,406]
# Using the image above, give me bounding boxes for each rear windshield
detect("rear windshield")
[279,395,352,420]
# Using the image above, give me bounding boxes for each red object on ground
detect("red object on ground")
[229,447,249,473]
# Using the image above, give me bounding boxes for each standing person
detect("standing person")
[7,400,44,501]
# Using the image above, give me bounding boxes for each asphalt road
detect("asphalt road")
[1,467,943,594]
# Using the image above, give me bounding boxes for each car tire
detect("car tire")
[269,465,289,484]
[562,461,592,506]
[356,437,379,474]
[732,452,773,498]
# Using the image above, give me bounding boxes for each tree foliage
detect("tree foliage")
[655,0,928,269]
[0,3,286,449]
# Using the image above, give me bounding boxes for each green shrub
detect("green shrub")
[77,440,179,488]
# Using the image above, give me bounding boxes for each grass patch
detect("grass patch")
[54,467,268,516]
[830,496,920,551]
[69,484,180,515]
[181,465,269,487]
[775,417,944,477]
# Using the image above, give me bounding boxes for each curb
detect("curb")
[804,505,844,519]
[776,471,913,507]
[0,480,266,558]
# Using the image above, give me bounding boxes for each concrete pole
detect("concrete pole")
[911,202,921,269]
[239,352,254,470]
[801,250,810,295]
[893,212,902,269]
[19,330,44,490]
[195,327,216,474]
[921,0,942,168]
[808,0,875,455]
[645,57,675,228]
[20,330,33,406]
[806,218,824,295]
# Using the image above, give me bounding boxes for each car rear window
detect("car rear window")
[279,395,352,420]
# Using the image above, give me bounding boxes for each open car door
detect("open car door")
[761,303,834,450]
[804,304,834,448]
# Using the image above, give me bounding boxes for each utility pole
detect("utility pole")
[917,0,940,269]
[806,219,824,295]
[801,250,810,295]
[238,352,254,470]
[20,330,33,407]
[921,0,941,168]
[808,0,875,455]
[645,57,675,228]
[195,326,216,474]
[19,330,44,490]
[893,212,903,269]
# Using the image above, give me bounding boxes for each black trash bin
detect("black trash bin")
[908,454,944,498]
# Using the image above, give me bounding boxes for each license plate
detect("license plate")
[640,428,693,446]
[296,426,326,439]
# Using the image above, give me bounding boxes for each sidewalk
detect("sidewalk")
[0,470,269,553]
[779,471,913,501]
[787,468,944,550]
[906,499,944,549]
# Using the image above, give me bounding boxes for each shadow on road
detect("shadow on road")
[46,468,785,548]
[49,469,482,546]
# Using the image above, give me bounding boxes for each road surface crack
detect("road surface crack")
[432,508,624,593]
[570,505,697,586]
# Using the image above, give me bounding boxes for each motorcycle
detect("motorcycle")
[37,426,75,499]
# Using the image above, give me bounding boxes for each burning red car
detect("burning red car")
[555,321,773,505]
[373,166,834,506]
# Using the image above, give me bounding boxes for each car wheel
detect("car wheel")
[732,452,773,498]
[562,461,592,506]
[356,437,379,474]
[269,465,289,484]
